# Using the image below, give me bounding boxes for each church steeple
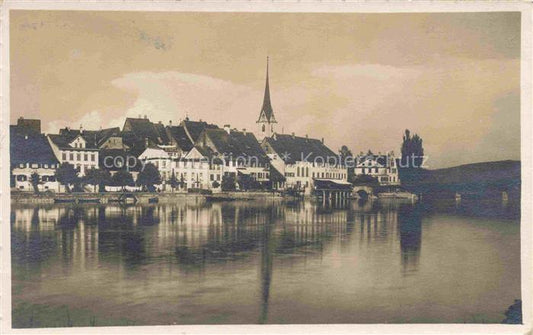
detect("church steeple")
[257,57,277,139]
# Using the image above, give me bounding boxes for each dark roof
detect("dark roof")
[14,118,41,135]
[167,125,194,152]
[48,132,99,150]
[123,118,168,145]
[10,128,59,166]
[154,123,171,144]
[257,58,276,123]
[58,127,121,148]
[263,134,337,164]
[201,129,269,164]
[182,119,219,143]
[313,179,352,191]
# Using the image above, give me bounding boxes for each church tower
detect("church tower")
[256,57,277,140]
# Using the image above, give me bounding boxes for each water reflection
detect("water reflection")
[398,205,422,274]
[11,198,520,325]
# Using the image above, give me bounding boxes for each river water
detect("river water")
[11,198,520,327]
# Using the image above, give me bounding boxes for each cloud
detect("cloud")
[45,110,106,134]
[79,57,519,169]
[110,71,262,131]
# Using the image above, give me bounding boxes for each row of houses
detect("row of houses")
[10,115,399,195]
[10,59,399,194]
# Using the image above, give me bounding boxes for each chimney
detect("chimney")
[291,132,295,139]
[145,138,149,147]
[242,128,246,133]
[169,120,172,126]
[321,137,324,144]
[79,124,83,134]
[305,134,308,139]
[158,120,162,125]
[224,124,231,134]
[144,115,147,119]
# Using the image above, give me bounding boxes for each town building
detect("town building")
[172,147,224,191]
[195,126,270,189]
[122,116,172,156]
[47,127,99,176]
[138,146,172,182]
[11,125,60,192]
[261,133,348,195]
[354,151,400,185]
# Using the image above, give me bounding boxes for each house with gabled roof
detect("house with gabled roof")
[171,146,224,191]
[354,151,400,185]
[195,126,270,188]
[261,133,348,194]
[11,125,60,192]
[47,127,99,176]
[122,116,172,156]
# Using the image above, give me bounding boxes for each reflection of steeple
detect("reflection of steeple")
[398,205,422,273]
[259,214,275,324]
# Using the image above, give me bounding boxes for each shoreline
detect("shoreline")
[10,191,285,204]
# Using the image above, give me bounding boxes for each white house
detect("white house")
[138,147,172,182]
[11,129,60,192]
[354,152,400,185]
[48,130,99,176]
[261,133,347,195]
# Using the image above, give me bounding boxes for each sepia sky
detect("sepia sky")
[11,11,520,168]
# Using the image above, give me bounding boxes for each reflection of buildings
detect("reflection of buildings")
[11,199,423,321]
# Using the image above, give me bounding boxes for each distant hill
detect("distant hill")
[400,160,521,200]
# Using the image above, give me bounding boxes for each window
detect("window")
[69,153,74,161]
[91,154,95,162]
[62,153,67,160]
[77,153,81,161]
[44,164,48,169]
[84,153,88,161]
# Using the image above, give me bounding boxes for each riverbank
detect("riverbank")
[10,190,284,204]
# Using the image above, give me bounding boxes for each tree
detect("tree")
[84,168,111,192]
[136,163,161,192]
[339,145,354,181]
[221,173,236,191]
[55,163,79,193]
[401,129,424,169]
[169,170,179,192]
[212,181,220,189]
[30,172,41,194]
[111,170,135,191]
[339,145,353,163]
[180,174,186,190]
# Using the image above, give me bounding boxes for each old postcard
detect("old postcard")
[1,1,531,334]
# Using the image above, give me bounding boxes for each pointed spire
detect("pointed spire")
[258,56,276,123]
